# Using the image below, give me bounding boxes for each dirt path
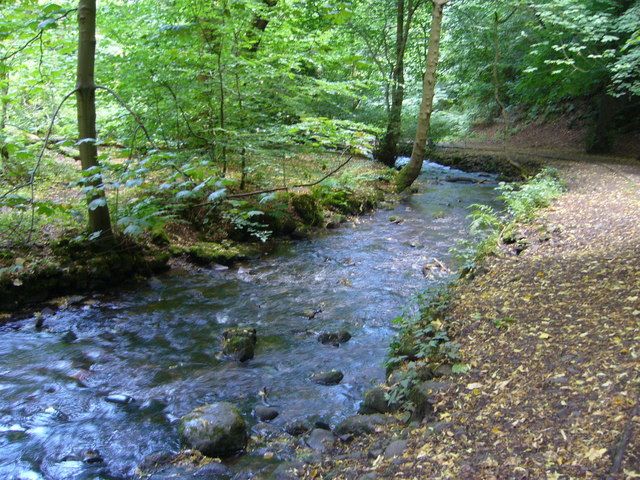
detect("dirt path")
[305,157,640,479]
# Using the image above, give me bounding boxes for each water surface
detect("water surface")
[0,161,499,479]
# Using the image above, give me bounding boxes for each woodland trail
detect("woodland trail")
[308,155,640,479]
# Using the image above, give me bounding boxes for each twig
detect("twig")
[1,9,77,62]
[26,88,78,243]
[95,85,154,147]
[96,84,193,181]
[607,394,640,478]
[227,153,353,198]
[193,152,354,205]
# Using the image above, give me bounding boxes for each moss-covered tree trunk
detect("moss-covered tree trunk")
[76,0,113,238]
[396,0,447,191]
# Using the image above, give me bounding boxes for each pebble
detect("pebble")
[105,393,134,404]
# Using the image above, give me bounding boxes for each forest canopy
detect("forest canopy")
[0,0,638,246]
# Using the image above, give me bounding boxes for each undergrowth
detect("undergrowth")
[385,167,565,410]
[453,167,565,273]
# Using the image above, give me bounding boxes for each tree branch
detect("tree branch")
[26,88,78,243]
[194,153,354,205]
[1,9,77,62]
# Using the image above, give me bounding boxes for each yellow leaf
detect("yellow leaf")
[583,447,607,462]
[539,332,550,339]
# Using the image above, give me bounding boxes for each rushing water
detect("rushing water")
[0,161,499,480]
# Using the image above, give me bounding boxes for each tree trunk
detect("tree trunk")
[396,0,447,191]
[76,0,113,238]
[0,64,9,174]
[377,0,417,168]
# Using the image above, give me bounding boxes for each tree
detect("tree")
[397,0,447,191]
[376,0,422,167]
[76,0,113,238]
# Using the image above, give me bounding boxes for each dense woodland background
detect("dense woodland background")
[0,0,639,249]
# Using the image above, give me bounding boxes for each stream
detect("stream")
[0,161,499,480]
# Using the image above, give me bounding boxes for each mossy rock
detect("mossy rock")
[222,327,257,362]
[182,241,259,266]
[291,193,323,226]
[312,185,380,215]
[178,402,248,458]
[0,243,169,312]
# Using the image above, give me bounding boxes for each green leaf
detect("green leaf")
[452,363,471,374]
[88,198,107,210]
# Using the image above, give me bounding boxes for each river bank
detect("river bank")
[298,153,640,479]
[0,152,395,316]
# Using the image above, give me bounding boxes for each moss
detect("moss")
[0,241,169,313]
[182,241,260,266]
[291,193,323,226]
[259,193,299,236]
[312,184,382,215]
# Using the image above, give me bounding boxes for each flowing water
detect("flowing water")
[0,161,499,479]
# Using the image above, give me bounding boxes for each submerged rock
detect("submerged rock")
[139,398,168,415]
[334,414,395,437]
[254,406,279,422]
[310,370,344,386]
[222,327,257,362]
[178,402,247,458]
[82,449,104,464]
[317,330,351,347]
[61,330,78,344]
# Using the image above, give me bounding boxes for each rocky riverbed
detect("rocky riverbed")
[0,161,500,479]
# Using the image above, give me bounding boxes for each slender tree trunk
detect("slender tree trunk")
[76,0,113,238]
[492,12,508,141]
[377,0,417,168]
[0,64,8,174]
[216,49,227,176]
[396,0,447,192]
[377,0,407,167]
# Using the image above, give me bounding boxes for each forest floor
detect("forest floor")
[302,154,640,479]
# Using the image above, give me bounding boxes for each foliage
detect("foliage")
[0,0,637,247]
[385,286,467,410]
[453,167,565,273]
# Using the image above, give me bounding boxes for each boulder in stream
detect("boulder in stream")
[317,330,351,347]
[178,402,248,458]
[310,370,344,386]
[254,405,279,422]
[222,327,257,362]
